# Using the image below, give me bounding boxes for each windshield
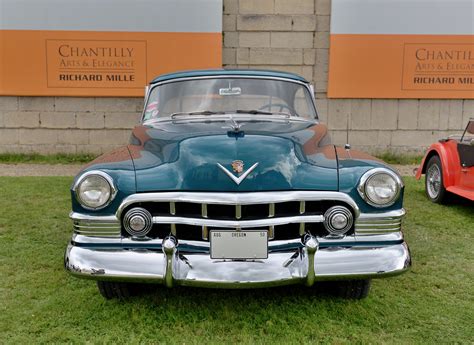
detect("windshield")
[143,77,317,121]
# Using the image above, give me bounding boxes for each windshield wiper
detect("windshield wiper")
[235,109,272,115]
[189,110,224,115]
[170,110,224,118]
[235,109,291,117]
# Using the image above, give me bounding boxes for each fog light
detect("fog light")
[331,214,348,230]
[129,215,146,231]
[324,206,353,236]
[123,207,153,237]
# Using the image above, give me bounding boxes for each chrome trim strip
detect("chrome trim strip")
[357,222,401,228]
[152,214,324,228]
[70,212,118,222]
[357,209,406,219]
[73,233,121,238]
[235,204,242,220]
[70,212,121,237]
[169,201,177,235]
[269,203,275,217]
[170,202,176,215]
[71,233,401,247]
[299,223,305,236]
[73,224,120,229]
[201,204,208,239]
[150,114,313,125]
[268,226,275,240]
[355,209,405,235]
[202,226,209,240]
[116,191,360,219]
[299,201,306,235]
[150,75,312,88]
[299,201,305,214]
[356,229,402,234]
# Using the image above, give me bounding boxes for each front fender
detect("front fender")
[415,141,459,188]
[71,146,137,215]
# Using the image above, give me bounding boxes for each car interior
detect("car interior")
[458,119,474,167]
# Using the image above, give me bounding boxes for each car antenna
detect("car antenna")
[345,115,351,156]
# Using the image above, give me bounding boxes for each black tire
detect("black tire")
[334,279,371,299]
[425,155,447,203]
[97,281,132,299]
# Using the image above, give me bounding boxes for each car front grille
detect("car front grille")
[354,212,404,235]
[117,191,359,241]
[70,193,406,240]
[72,215,121,238]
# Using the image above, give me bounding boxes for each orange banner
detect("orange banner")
[0,30,222,97]
[328,34,474,99]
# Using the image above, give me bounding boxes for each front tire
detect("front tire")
[425,155,447,203]
[334,279,371,299]
[97,281,132,299]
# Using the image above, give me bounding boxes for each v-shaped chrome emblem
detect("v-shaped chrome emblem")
[217,162,259,185]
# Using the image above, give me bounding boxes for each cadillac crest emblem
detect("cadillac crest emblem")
[231,160,244,174]
[217,160,259,185]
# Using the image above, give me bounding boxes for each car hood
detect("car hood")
[128,120,338,192]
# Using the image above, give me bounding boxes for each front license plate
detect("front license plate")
[210,230,268,259]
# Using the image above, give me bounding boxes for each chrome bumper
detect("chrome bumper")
[65,237,411,288]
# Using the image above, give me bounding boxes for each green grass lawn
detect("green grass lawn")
[0,177,473,344]
[0,153,96,164]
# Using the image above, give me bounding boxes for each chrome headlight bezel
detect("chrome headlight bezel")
[73,171,117,210]
[357,168,403,208]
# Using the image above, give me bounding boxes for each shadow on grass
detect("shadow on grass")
[413,188,473,214]
[118,281,349,305]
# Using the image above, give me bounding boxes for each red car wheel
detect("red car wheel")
[425,155,447,203]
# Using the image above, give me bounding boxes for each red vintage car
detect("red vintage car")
[416,119,474,203]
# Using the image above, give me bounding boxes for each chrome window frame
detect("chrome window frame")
[141,75,319,122]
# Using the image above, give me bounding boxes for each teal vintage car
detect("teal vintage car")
[65,69,411,299]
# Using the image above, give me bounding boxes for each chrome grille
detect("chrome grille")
[72,215,121,238]
[117,191,360,241]
[355,210,405,235]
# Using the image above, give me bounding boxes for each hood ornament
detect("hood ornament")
[222,115,245,133]
[217,161,259,185]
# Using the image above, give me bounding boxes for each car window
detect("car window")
[144,77,316,120]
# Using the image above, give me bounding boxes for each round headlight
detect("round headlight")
[75,171,116,210]
[358,168,402,207]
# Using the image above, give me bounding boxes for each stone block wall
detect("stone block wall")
[0,97,142,154]
[222,0,473,154]
[0,0,472,155]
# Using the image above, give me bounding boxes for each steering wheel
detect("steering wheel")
[258,103,293,114]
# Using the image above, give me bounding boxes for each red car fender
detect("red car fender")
[416,141,460,188]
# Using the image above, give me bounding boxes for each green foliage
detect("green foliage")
[0,153,97,164]
[0,177,473,343]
